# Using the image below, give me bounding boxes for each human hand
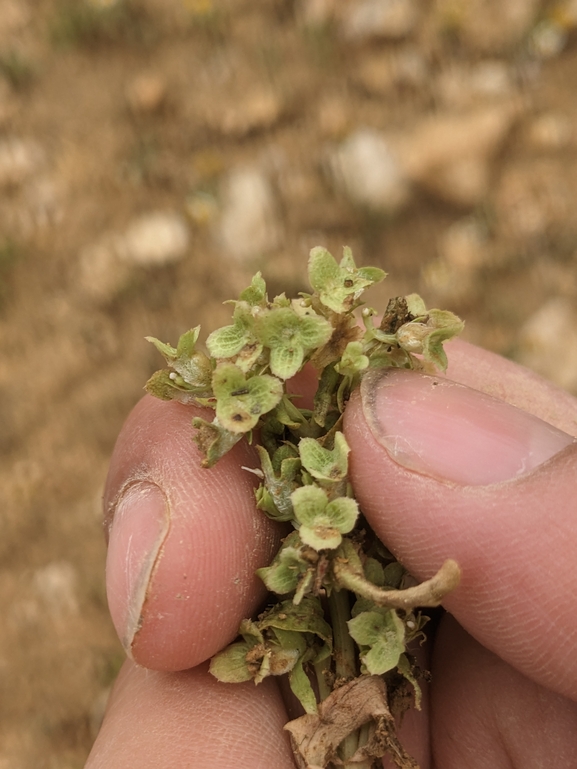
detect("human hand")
[85,339,577,769]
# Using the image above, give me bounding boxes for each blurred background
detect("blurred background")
[1,0,577,766]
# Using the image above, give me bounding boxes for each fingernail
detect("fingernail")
[106,482,170,654]
[361,368,575,486]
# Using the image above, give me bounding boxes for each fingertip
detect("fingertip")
[104,396,282,670]
[86,661,295,769]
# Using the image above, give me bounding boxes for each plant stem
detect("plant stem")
[333,554,461,610]
[313,656,332,702]
[328,587,359,763]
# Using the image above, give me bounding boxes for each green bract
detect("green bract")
[256,305,333,380]
[308,245,386,313]
[145,246,464,769]
[298,431,350,483]
[144,326,213,401]
[334,340,370,377]
[211,363,283,433]
[291,485,358,551]
[347,609,406,675]
[206,306,254,360]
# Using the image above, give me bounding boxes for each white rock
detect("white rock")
[78,234,131,302]
[329,128,410,212]
[32,561,78,617]
[0,138,44,189]
[470,61,514,98]
[394,104,520,206]
[342,0,420,41]
[437,216,488,270]
[217,166,281,261]
[78,211,190,301]
[517,298,577,392]
[117,211,190,266]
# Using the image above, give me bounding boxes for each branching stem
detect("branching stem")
[333,555,461,610]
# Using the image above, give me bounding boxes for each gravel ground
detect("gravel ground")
[1,1,577,766]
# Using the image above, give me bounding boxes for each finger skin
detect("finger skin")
[104,396,282,670]
[445,340,577,435]
[85,661,296,769]
[431,616,577,769]
[344,344,577,700]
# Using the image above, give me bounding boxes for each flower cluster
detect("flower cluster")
[145,246,463,769]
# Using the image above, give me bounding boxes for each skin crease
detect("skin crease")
[87,340,577,769]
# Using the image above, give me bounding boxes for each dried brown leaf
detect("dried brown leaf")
[284,675,418,769]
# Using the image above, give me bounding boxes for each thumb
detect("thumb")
[344,352,577,701]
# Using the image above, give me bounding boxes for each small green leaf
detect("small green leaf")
[288,658,318,715]
[312,363,340,427]
[145,336,177,360]
[209,641,254,683]
[291,486,358,551]
[176,326,201,357]
[308,246,386,313]
[347,609,406,675]
[240,272,267,305]
[144,369,180,401]
[256,532,309,594]
[395,307,464,371]
[260,597,332,648]
[357,266,388,283]
[291,485,328,524]
[404,293,427,317]
[206,309,252,360]
[273,396,307,429]
[324,496,358,532]
[334,340,369,377]
[382,561,406,589]
[255,445,301,522]
[298,432,350,482]
[239,618,264,644]
[144,369,199,404]
[147,327,213,397]
[212,364,283,433]
[256,306,333,380]
[422,309,465,370]
[308,246,340,295]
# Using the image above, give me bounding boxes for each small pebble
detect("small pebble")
[118,211,190,266]
[329,128,410,212]
[217,166,281,260]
